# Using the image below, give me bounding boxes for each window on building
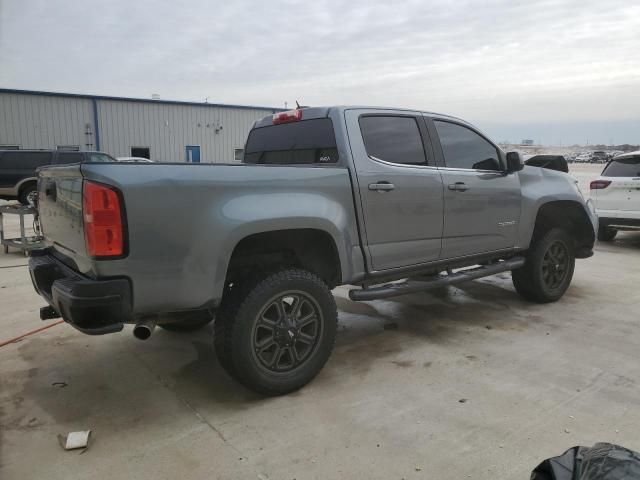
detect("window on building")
[234,148,244,162]
[359,116,427,165]
[54,152,83,164]
[434,121,502,171]
[131,147,151,159]
[0,145,20,150]
[244,118,338,165]
[57,145,80,151]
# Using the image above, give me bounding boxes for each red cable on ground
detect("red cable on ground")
[0,319,64,348]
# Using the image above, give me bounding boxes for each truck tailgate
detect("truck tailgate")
[37,165,91,274]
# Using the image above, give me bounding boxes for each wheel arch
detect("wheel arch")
[16,177,37,195]
[221,227,344,292]
[527,200,596,258]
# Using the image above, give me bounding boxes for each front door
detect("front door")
[428,118,521,259]
[185,145,201,163]
[346,109,444,271]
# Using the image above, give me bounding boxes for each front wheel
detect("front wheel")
[214,269,337,396]
[512,228,576,303]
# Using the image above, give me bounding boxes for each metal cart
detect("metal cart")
[0,204,44,254]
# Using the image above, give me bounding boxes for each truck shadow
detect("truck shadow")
[5,276,589,436]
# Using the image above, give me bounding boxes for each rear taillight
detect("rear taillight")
[272,109,302,125]
[83,181,124,257]
[590,179,611,190]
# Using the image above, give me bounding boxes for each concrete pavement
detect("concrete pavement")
[1,174,639,478]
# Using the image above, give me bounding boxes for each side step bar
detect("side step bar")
[349,256,526,301]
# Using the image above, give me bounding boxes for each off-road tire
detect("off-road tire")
[512,228,575,303]
[214,268,337,396]
[597,226,617,242]
[159,311,213,332]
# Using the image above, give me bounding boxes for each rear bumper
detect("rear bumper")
[29,252,132,335]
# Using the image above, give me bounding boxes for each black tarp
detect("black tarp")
[525,155,570,173]
[531,443,640,480]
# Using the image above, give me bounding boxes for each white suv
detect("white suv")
[590,151,640,241]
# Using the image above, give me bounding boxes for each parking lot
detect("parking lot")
[1,164,639,480]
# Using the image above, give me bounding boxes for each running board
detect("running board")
[349,257,526,301]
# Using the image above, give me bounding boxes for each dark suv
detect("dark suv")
[0,150,116,204]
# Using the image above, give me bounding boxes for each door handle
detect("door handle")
[369,182,395,192]
[448,182,468,192]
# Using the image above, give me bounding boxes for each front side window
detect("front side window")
[602,156,640,177]
[244,118,338,165]
[359,116,426,165]
[434,121,501,171]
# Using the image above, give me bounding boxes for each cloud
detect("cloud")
[1,0,639,143]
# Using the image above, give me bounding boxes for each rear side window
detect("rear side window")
[86,153,116,163]
[435,121,501,171]
[244,118,338,165]
[0,152,52,169]
[359,116,426,165]
[602,156,640,177]
[54,152,83,164]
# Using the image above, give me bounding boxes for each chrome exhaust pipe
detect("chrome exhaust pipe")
[133,318,156,340]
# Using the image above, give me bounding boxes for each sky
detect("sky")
[1,0,639,145]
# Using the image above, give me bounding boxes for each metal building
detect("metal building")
[0,89,279,163]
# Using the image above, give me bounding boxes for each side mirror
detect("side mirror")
[506,151,524,173]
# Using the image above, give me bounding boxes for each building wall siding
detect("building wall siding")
[0,92,94,150]
[0,91,274,162]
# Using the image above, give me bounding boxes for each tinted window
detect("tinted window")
[86,153,116,163]
[602,156,640,177]
[359,116,426,165]
[54,152,83,164]
[0,152,52,169]
[435,121,501,171]
[244,118,338,165]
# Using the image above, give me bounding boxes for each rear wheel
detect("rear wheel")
[597,226,617,242]
[512,228,575,303]
[19,183,37,206]
[214,268,337,396]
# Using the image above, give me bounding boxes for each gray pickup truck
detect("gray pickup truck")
[29,106,597,395]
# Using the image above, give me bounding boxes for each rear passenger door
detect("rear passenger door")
[0,151,52,189]
[428,117,521,259]
[346,109,444,271]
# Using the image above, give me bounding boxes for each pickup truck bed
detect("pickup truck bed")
[30,105,597,395]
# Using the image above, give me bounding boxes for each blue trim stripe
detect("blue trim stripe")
[0,88,284,112]
[91,98,100,151]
